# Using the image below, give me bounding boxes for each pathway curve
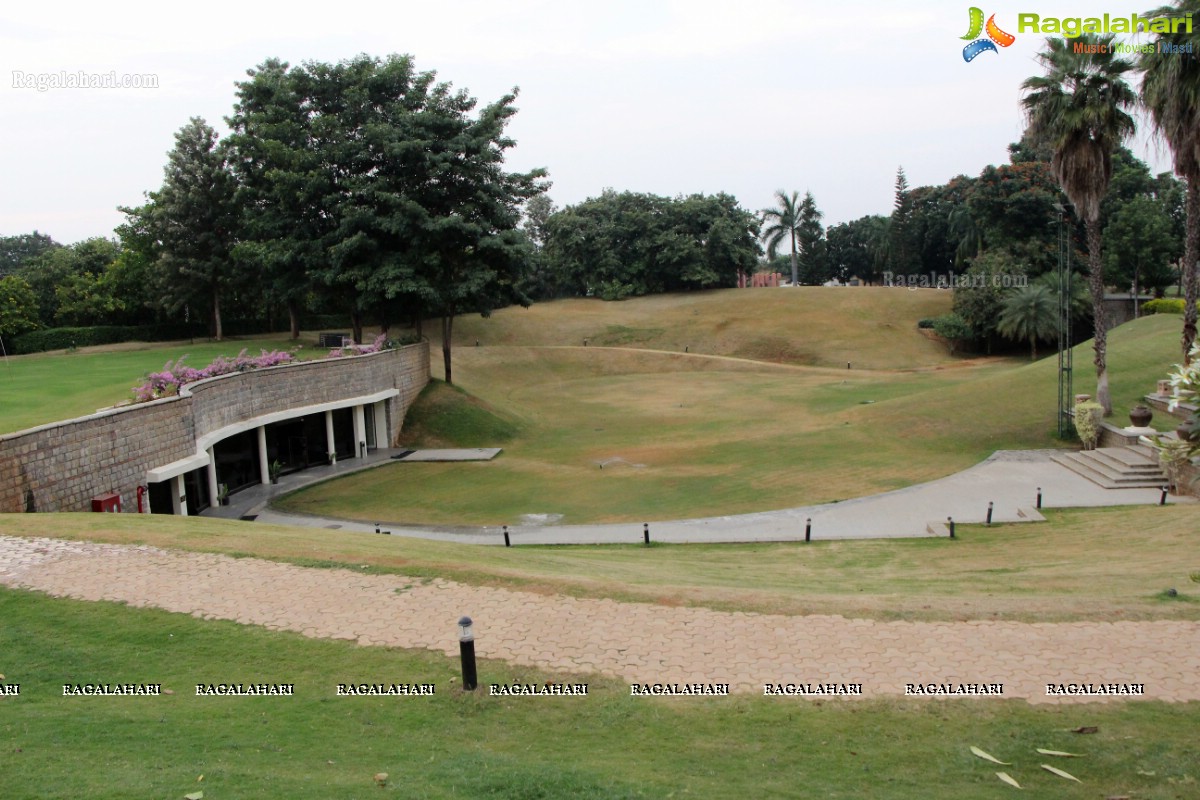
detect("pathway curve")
[3,534,1197,703]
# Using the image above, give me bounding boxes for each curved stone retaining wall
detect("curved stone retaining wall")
[0,342,429,514]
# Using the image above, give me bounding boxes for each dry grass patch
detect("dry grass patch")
[7,504,1198,623]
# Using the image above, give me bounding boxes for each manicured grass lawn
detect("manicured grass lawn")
[2,586,1197,799]
[280,314,1184,526]
[7,504,1199,622]
[0,334,306,434]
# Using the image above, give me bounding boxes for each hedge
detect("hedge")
[1142,298,1197,315]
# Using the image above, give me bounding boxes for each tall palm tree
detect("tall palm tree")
[998,284,1059,360]
[1022,34,1138,415]
[1140,1,1200,363]
[761,190,802,286]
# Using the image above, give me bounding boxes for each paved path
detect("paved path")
[3,535,1197,703]
[253,450,1194,545]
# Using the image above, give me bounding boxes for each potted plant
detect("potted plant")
[269,460,283,484]
[1074,401,1103,450]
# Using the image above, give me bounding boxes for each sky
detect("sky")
[0,0,1181,245]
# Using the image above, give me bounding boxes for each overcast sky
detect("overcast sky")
[0,0,1178,245]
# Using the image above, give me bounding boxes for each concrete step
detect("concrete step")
[1051,449,1168,490]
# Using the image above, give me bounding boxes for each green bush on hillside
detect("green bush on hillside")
[1142,298,1195,315]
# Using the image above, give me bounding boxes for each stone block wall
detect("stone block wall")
[0,342,429,514]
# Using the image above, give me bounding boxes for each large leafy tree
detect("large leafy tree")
[761,190,802,286]
[1104,195,1179,298]
[226,58,325,339]
[0,232,59,277]
[826,215,889,284]
[1022,34,1138,414]
[0,275,40,341]
[1140,1,1200,361]
[542,190,759,299]
[149,117,240,340]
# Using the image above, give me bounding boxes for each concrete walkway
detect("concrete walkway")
[252,450,1194,545]
[2,534,1197,703]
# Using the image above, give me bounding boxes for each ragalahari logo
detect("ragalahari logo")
[962,7,1016,61]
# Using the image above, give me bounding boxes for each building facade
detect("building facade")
[0,342,429,515]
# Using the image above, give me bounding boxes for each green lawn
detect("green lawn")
[279,314,1184,526]
[8,504,1199,622]
[0,334,307,435]
[2,587,1196,799]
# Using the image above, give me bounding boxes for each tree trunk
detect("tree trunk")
[442,315,454,385]
[212,290,223,341]
[789,233,799,286]
[1086,218,1111,415]
[350,310,363,345]
[1183,178,1200,363]
[1031,337,1037,361]
[288,299,300,340]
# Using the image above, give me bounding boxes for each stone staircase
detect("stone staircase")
[1050,445,1168,489]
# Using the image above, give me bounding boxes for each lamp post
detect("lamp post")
[458,616,477,691]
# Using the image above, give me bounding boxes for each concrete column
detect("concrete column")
[173,474,188,516]
[257,426,270,485]
[206,448,219,507]
[325,410,336,464]
[373,400,388,448]
[353,405,367,458]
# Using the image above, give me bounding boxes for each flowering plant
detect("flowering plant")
[327,333,392,358]
[1167,342,1200,413]
[132,348,296,403]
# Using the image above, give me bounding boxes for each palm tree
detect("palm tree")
[1139,1,1200,363]
[761,190,802,286]
[998,284,1059,360]
[1022,34,1138,414]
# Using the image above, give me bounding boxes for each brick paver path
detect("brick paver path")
[3,535,1198,703]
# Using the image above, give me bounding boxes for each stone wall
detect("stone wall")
[0,342,428,514]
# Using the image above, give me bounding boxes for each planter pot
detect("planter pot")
[1129,405,1153,428]
[1158,379,1172,396]
[1177,414,1200,443]
[1075,394,1091,404]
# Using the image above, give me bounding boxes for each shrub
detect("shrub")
[916,318,935,329]
[1073,401,1104,450]
[132,349,296,403]
[1142,298,1197,315]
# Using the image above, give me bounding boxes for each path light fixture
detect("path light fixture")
[503,525,511,547]
[1036,487,1043,509]
[1160,486,1169,506]
[986,501,994,526]
[458,616,477,691]
[805,518,812,542]
[948,516,955,539]
[643,523,650,546]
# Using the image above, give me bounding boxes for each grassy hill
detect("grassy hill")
[281,312,1186,526]
[444,287,956,370]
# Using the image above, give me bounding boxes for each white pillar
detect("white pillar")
[374,400,388,448]
[206,448,219,507]
[325,410,336,464]
[173,474,188,516]
[353,405,367,458]
[257,426,270,484]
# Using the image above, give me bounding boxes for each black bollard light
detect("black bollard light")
[375,522,380,534]
[643,523,650,545]
[805,518,812,543]
[360,440,367,459]
[503,525,511,547]
[948,516,955,539]
[458,616,477,691]
[986,501,994,526]
[1160,486,1169,506]
[1036,487,1043,510]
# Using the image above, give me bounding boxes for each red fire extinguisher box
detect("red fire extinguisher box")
[91,493,121,513]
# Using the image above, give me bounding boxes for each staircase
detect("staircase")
[1051,445,1168,489]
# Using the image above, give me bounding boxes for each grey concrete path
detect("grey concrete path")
[253,449,1194,545]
